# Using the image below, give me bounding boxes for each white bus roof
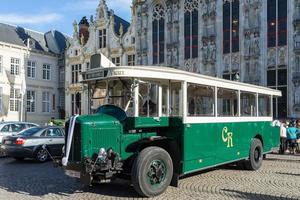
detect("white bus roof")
[82,66,282,97]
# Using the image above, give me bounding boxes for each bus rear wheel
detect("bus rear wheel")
[244,138,263,170]
[131,147,173,197]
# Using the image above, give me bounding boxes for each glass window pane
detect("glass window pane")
[139,82,158,117]
[187,83,214,116]
[240,92,257,116]
[258,94,271,116]
[277,69,287,86]
[217,88,238,116]
[267,70,276,86]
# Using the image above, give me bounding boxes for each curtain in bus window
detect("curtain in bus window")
[217,88,238,116]
[187,83,214,116]
[240,92,257,116]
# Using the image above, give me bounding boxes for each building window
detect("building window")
[43,64,51,80]
[86,62,90,70]
[10,58,20,75]
[27,61,36,78]
[0,87,2,112]
[71,64,82,84]
[71,93,81,115]
[267,67,287,118]
[42,91,50,113]
[223,0,239,54]
[152,4,165,65]
[99,29,107,49]
[26,90,36,113]
[128,55,135,66]
[0,56,2,73]
[9,88,20,112]
[52,94,56,111]
[268,0,287,47]
[112,57,121,66]
[184,0,199,60]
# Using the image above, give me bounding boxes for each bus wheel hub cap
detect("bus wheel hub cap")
[147,160,166,185]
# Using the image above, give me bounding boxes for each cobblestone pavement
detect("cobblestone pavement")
[0,154,299,200]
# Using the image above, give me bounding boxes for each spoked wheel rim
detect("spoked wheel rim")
[254,147,261,162]
[37,149,48,162]
[146,160,167,189]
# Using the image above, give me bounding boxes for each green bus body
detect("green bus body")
[75,114,279,175]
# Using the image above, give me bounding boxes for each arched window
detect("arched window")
[184,0,199,60]
[152,4,165,64]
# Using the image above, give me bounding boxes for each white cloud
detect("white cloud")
[0,13,62,25]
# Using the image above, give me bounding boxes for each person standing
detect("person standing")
[279,121,287,154]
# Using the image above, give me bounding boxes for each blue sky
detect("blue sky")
[0,0,132,36]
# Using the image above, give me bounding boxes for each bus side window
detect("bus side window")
[187,83,214,116]
[240,92,257,116]
[139,83,159,117]
[217,88,238,117]
[258,94,271,116]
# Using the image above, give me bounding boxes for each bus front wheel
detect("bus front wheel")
[131,146,173,197]
[244,138,263,170]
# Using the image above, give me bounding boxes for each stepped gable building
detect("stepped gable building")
[67,0,299,119]
[65,0,136,117]
[0,23,68,124]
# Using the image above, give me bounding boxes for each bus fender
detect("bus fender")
[127,137,181,187]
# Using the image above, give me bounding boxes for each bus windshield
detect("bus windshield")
[92,79,134,116]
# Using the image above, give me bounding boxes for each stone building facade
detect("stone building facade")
[66,0,299,119]
[65,0,136,117]
[0,23,67,124]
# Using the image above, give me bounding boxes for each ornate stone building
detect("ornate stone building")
[66,0,298,119]
[65,0,136,117]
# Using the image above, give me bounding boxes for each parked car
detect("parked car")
[0,122,39,144]
[1,126,64,162]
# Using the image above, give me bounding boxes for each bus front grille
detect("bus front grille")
[65,122,81,162]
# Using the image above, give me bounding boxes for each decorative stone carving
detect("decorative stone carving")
[167,6,172,23]
[167,49,172,66]
[73,20,78,33]
[208,41,216,62]
[244,32,251,58]
[208,0,216,17]
[153,4,165,20]
[232,54,240,71]
[294,30,300,51]
[202,41,209,63]
[201,0,209,17]
[173,3,179,22]
[267,48,276,67]
[223,55,230,71]
[137,54,142,65]
[172,47,178,66]
[278,47,286,66]
[250,33,260,57]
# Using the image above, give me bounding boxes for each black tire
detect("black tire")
[244,138,263,170]
[14,157,24,161]
[131,147,173,197]
[35,148,48,163]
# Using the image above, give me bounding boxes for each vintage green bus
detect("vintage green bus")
[60,66,281,197]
